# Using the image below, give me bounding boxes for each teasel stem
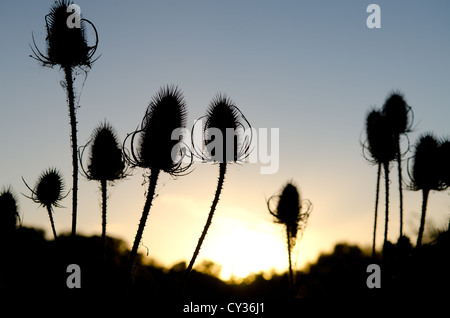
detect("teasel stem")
[46,206,57,240]
[286,228,294,296]
[101,178,107,259]
[182,162,227,292]
[64,65,78,237]
[416,189,430,248]
[383,161,390,246]
[127,169,160,279]
[372,163,381,258]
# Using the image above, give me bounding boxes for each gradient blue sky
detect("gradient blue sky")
[1,1,449,280]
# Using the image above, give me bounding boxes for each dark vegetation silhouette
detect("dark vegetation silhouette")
[363,108,397,251]
[182,94,252,292]
[408,133,447,247]
[381,92,413,238]
[22,168,68,239]
[79,121,126,258]
[30,0,98,237]
[267,181,312,296]
[0,188,20,240]
[123,85,191,280]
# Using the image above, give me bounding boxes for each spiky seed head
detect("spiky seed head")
[87,122,125,181]
[31,0,98,68]
[126,85,189,175]
[365,109,397,164]
[439,139,450,188]
[34,168,66,209]
[382,91,411,135]
[410,133,441,191]
[0,188,19,233]
[203,94,250,163]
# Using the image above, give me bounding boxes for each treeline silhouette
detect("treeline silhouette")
[1,226,448,298]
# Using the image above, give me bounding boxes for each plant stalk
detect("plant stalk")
[127,169,160,279]
[47,206,57,240]
[416,189,430,248]
[372,163,381,258]
[101,179,107,260]
[64,65,78,237]
[396,138,404,238]
[182,162,227,291]
[383,162,390,245]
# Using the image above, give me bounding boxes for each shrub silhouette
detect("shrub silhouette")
[0,188,20,238]
[267,181,312,296]
[363,109,397,254]
[30,0,98,237]
[79,121,126,258]
[22,168,67,239]
[382,91,413,238]
[124,85,190,280]
[183,94,252,291]
[408,133,443,247]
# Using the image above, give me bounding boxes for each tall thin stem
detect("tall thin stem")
[64,65,78,237]
[416,189,430,248]
[372,163,381,258]
[46,206,57,240]
[127,169,160,279]
[396,138,404,238]
[383,162,390,245]
[286,228,294,296]
[182,162,227,291]
[101,179,107,260]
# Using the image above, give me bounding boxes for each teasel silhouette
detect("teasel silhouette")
[79,121,127,258]
[123,85,191,278]
[382,91,413,238]
[182,94,252,291]
[408,134,445,248]
[30,0,98,237]
[0,188,20,239]
[22,168,68,239]
[363,109,397,255]
[267,181,312,296]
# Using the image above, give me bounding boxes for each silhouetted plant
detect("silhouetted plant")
[30,0,98,237]
[79,121,127,258]
[363,109,397,254]
[382,91,413,238]
[0,188,20,237]
[182,94,252,291]
[23,168,68,239]
[408,133,443,248]
[267,181,312,296]
[123,85,190,279]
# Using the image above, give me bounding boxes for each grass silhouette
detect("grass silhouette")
[22,168,67,239]
[79,121,127,259]
[30,0,98,237]
[267,181,312,296]
[124,85,190,281]
[182,94,252,292]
